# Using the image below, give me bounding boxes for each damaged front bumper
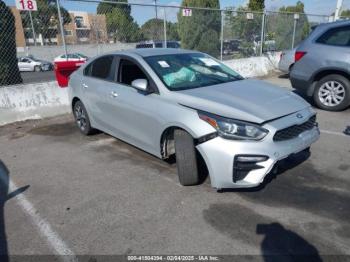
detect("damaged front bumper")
[196,108,320,189]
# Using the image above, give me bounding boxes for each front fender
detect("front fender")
[159,107,216,140]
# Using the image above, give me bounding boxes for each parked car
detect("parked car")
[54,53,88,62]
[223,39,241,55]
[278,48,296,74]
[68,49,319,190]
[18,56,53,72]
[136,40,180,49]
[290,20,350,111]
[253,35,276,54]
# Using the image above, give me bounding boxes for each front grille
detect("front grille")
[273,115,317,142]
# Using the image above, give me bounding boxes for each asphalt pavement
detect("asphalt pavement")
[0,74,349,261]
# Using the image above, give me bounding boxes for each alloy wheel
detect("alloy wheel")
[74,104,87,131]
[318,80,346,107]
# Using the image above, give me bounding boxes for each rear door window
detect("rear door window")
[86,56,114,80]
[316,26,350,46]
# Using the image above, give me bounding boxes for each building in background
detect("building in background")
[59,11,108,45]
[9,7,108,47]
[10,7,26,52]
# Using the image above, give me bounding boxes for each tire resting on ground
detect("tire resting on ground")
[73,100,95,136]
[174,129,200,186]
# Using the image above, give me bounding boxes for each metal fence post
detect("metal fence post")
[56,0,68,58]
[220,10,224,61]
[291,14,299,49]
[163,7,167,48]
[259,12,265,56]
[28,10,37,46]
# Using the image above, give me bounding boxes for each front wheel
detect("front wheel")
[313,74,350,111]
[34,65,41,72]
[174,129,200,186]
[73,100,95,135]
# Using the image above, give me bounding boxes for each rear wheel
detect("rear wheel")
[313,74,350,111]
[73,100,94,135]
[174,129,200,186]
[34,65,41,72]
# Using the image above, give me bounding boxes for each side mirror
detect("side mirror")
[131,79,148,91]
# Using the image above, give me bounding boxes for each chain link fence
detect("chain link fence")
[1,0,331,87]
[222,10,263,59]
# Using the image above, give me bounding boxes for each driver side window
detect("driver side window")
[118,59,148,86]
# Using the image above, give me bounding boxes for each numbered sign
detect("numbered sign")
[182,8,192,17]
[15,0,37,11]
[246,13,254,20]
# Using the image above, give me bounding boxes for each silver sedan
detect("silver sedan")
[68,49,320,190]
[18,56,52,72]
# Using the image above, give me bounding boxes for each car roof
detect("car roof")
[317,19,350,29]
[116,48,200,57]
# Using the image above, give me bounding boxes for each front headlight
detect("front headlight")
[198,111,268,141]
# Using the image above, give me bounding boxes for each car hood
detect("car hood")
[172,79,309,124]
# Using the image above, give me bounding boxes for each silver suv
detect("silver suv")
[69,49,319,190]
[290,20,350,111]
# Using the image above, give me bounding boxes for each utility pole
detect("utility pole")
[155,0,158,20]
[28,10,37,46]
[334,0,344,20]
[56,0,68,58]
[163,8,167,48]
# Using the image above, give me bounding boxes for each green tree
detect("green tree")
[20,0,71,44]
[97,0,141,42]
[167,22,180,41]
[340,9,350,17]
[177,0,221,57]
[248,0,265,11]
[267,1,309,50]
[141,18,179,41]
[223,1,264,57]
[279,0,305,12]
[141,18,163,40]
[0,0,22,86]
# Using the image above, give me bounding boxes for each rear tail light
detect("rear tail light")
[295,51,307,62]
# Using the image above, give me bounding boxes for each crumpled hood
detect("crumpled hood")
[172,79,309,124]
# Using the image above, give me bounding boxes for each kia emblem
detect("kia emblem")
[296,113,303,119]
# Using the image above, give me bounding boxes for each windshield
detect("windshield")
[144,53,243,91]
[27,56,39,62]
[75,53,88,58]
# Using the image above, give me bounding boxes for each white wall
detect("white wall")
[0,81,70,126]
[223,52,280,78]
[18,42,136,62]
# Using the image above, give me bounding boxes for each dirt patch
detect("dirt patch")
[28,122,78,137]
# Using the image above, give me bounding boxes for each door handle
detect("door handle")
[110,91,118,98]
[82,83,88,89]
